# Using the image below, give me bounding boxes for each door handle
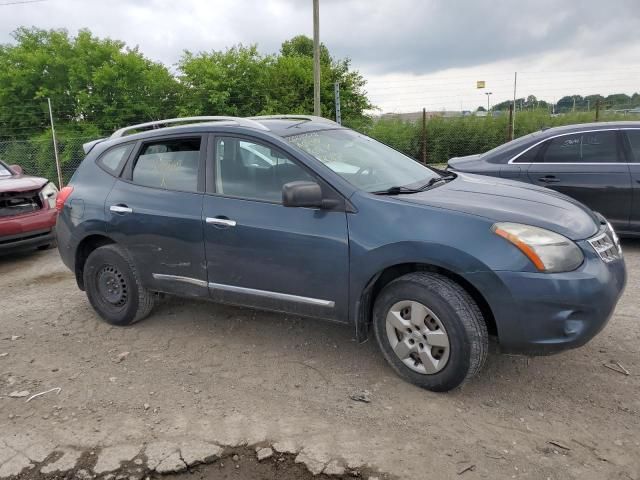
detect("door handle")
[206,217,237,227]
[110,205,133,214]
[538,176,560,184]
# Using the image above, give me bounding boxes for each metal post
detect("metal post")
[47,97,63,189]
[421,108,427,164]
[313,0,321,116]
[507,104,514,142]
[334,82,341,124]
[512,72,517,136]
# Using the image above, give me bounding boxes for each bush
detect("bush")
[362,110,633,165]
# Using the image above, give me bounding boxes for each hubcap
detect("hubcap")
[385,300,450,374]
[97,265,128,307]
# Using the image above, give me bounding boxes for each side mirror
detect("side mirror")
[282,181,323,208]
[10,165,23,175]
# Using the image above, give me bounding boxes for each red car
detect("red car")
[0,160,58,253]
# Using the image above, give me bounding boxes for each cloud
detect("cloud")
[1,0,639,111]
[1,0,638,74]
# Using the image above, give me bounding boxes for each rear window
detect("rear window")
[132,138,201,192]
[513,143,543,163]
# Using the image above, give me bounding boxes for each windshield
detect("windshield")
[0,161,13,177]
[286,129,440,192]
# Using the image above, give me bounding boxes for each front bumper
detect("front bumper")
[467,243,627,355]
[0,208,57,253]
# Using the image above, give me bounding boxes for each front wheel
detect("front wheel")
[373,272,488,392]
[83,244,156,326]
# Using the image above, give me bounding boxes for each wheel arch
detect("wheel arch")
[355,262,498,344]
[74,233,117,290]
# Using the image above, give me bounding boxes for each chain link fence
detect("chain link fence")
[1,109,638,185]
[0,136,93,186]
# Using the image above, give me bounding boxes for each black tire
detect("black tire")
[83,244,156,326]
[372,272,488,392]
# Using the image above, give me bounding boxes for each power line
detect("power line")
[0,0,47,5]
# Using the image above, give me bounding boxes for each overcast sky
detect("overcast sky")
[2,0,639,112]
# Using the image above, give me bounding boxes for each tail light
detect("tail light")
[56,186,74,212]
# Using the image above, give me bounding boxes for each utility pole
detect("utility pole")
[595,99,600,121]
[334,82,341,124]
[313,0,321,116]
[572,96,576,112]
[47,97,63,189]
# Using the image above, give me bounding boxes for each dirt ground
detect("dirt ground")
[1,241,639,480]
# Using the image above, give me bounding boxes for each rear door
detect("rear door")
[526,129,631,231]
[105,134,208,297]
[623,128,640,233]
[202,134,350,321]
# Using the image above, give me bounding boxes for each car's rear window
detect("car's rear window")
[0,162,12,176]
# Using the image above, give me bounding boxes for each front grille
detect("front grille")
[588,230,621,263]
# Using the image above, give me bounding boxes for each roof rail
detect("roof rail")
[249,115,339,125]
[110,116,269,138]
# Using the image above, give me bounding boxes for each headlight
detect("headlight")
[605,220,622,254]
[40,182,58,209]
[492,222,584,273]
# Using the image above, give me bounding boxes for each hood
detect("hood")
[397,172,600,240]
[447,154,482,170]
[0,174,48,193]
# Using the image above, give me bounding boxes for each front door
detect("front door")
[526,129,632,231]
[623,129,640,233]
[105,134,207,297]
[202,135,350,321]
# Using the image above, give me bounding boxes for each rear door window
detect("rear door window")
[132,138,201,192]
[541,131,618,163]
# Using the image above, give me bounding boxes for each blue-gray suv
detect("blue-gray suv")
[56,115,627,392]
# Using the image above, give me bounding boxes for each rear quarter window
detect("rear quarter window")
[97,143,135,175]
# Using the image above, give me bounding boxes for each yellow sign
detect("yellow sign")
[477,81,486,89]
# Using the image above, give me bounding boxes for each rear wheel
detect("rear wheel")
[83,244,155,326]
[373,272,488,392]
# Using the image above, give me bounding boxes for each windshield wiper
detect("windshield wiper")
[415,173,457,191]
[371,186,423,195]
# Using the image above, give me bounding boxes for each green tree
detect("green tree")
[178,35,372,124]
[0,27,180,138]
[178,44,270,117]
